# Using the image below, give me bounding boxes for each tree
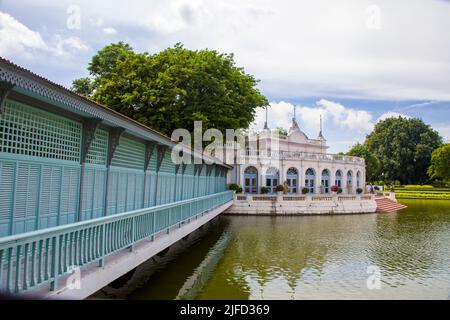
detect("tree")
[72,42,268,136]
[274,127,287,136]
[72,77,94,97]
[347,143,380,182]
[365,117,442,184]
[428,143,450,181]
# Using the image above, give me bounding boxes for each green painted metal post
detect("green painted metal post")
[151,212,155,241]
[99,224,105,267]
[50,236,60,291]
[14,245,21,293]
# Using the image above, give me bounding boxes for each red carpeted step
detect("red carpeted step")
[375,198,407,213]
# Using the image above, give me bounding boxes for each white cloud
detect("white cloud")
[102,27,117,35]
[252,99,374,136]
[376,111,411,123]
[0,12,89,59]
[51,35,89,57]
[0,11,47,56]
[316,99,374,132]
[433,123,450,143]
[6,0,450,100]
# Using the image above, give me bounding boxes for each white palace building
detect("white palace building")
[227,109,366,195]
[225,109,376,215]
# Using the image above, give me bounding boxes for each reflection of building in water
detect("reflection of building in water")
[211,215,381,299]
[227,107,366,195]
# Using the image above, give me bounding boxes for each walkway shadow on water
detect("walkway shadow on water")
[88,216,232,300]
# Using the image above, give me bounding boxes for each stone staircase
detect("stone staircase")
[375,198,407,213]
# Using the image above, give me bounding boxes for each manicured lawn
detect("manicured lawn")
[394,186,450,200]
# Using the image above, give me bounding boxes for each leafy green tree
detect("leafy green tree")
[365,117,442,184]
[274,127,287,136]
[72,42,268,136]
[347,143,380,182]
[72,77,94,97]
[428,143,450,181]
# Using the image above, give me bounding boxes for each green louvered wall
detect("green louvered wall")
[156,149,176,205]
[0,100,81,236]
[0,99,228,237]
[107,136,145,215]
[81,129,108,220]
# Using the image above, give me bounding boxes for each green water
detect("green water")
[127,200,450,300]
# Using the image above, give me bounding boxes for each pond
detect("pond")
[100,199,450,300]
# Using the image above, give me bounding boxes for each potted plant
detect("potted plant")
[301,187,309,194]
[260,186,269,194]
[356,187,363,194]
[276,184,284,195]
[337,187,343,194]
[330,185,339,194]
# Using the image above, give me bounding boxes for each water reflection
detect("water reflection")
[198,200,450,299]
[122,200,450,300]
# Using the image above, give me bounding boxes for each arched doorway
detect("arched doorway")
[347,170,353,193]
[265,167,279,194]
[286,167,298,194]
[244,166,258,194]
[321,169,330,194]
[335,170,342,187]
[305,168,315,194]
[356,171,361,188]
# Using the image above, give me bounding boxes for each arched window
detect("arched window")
[305,168,315,194]
[244,166,258,194]
[335,170,342,187]
[286,167,298,194]
[347,170,353,193]
[321,169,330,194]
[266,167,279,194]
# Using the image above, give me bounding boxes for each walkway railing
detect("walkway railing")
[235,194,375,202]
[0,191,233,295]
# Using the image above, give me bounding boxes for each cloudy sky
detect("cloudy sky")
[1,0,449,153]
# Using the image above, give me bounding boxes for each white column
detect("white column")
[330,168,335,188]
[315,167,321,194]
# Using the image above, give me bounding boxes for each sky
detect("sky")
[0,0,449,153]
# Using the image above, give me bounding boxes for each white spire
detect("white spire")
[317,114,325,140]
[263,106,268,130]
[289,104,300,132]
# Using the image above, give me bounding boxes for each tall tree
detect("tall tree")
[347,143,380,183]
[72,42,268,136]
[365,117,442,184]
[428,143,450,182]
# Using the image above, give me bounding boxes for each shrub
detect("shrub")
[337,187,343,194]
[228,183,240,192]
[302,187,309,194]
[330,185,339,192]
[260,187,269,194]
[276,184,284,192]
[356,187,363,194]
[374,186,380,191]
[229,184,243,193]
